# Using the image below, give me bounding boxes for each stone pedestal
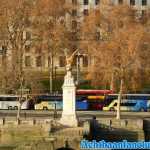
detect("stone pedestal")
[60,71,78,127]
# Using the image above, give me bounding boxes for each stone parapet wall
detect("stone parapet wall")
[97,118,143,130]
[0,118,83,150]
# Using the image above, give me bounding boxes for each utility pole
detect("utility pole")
[54,65,58,93]
[76,51,81,85]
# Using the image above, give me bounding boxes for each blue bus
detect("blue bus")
[103,94,150,112]
[103,99,148,112]
[34,95,89,110]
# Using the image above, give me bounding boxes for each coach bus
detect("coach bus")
[76,89,113,95]
[76,89,113,110]
[0,95,28,110]
[34,95,89,110]
[103,94,150,112]
[34,95,62,110]
[103,99,148,112]
[86,95,105,110]
[106,94,150,101]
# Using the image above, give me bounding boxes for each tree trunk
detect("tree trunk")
[1,53,7,94]
[49,53,54,94]
[49,69,53,94]
[17,76,23,120]
[110,72,114,91]
[17,100,21,120]
[17,48,24,120]
[116,78,123,120]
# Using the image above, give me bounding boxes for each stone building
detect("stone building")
[0,0,149,92]
[1,0,149,72]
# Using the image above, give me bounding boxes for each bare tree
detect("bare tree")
[81,4,150,119]
[33,0,74,93]
[0,0,34,119]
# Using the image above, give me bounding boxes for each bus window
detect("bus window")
[0,95,28,110]
[121,102,136,107]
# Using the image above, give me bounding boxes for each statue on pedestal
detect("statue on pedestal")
[60,48,78,127]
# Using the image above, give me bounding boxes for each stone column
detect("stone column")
[60,71,78,127]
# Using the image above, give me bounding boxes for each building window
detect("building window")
[25,56,31,67]
[72,9,77,16]
[142,10,146,16]
[26,31,31,40]
[142,0,147,6]
[141,10,147,19]
[72,0,77,5]
[25,45,30,52]
[36,56,42,67]
[130,0,135,6]
[72,20,77,30]
[25,17,31,27]
[83,56,88,67]
[0,45,7,54]
[84,0,88,5]
[118,0,123,4]
[59,56,65,67]
[35,46,42,53]
[83,9,89,16]
[95,0,100,5]
[95,31,101,40]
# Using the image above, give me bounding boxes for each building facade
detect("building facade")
[0,0,149,76]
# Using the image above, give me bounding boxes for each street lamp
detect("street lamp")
[54,65,59,93]
[54,65,59,119]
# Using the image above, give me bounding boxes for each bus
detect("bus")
[76,89,113,95]
[103,99,148,112]
[34,95,62,110]
[0,95,28,110]
[76,89,113,110]
[34,95,89,110]
[86,96,105,110]
[103,94,150,112]
[107,94,150,100]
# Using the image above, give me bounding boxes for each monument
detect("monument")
[60,48,78,127]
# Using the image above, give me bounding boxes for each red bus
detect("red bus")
[76,89,113,110]
[76,89,113,95]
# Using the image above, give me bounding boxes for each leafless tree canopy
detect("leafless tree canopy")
[81,4,150,92]
[0,1,149,94]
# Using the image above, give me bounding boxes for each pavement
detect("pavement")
[0,110,150,119]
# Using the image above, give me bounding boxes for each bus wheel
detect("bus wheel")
[14,106,18,110]
[140,108,145,112]
[110,107,114,111]
[8,106,12,110]
[43,107,48,110]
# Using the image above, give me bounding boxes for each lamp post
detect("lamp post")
[76,51,82,86]
[54,65,58,93]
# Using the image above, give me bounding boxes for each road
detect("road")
[0,110,150,119]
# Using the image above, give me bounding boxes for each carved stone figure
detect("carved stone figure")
[60,48,78,127]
